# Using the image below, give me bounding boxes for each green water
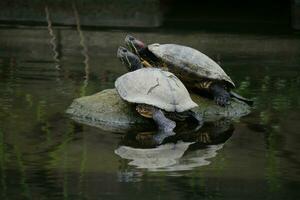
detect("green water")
[0,27,300,199]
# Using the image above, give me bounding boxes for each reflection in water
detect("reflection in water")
[116,141,192,169]
[0,129,6,200]
[73,4,90,97]
[78,134,87,198]
[0,28,299,199]
[13,144,32,199]
[239,74,300,196]
[115,120,234,174]
[45,6,61,70]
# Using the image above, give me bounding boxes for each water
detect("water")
[0,27,300,200]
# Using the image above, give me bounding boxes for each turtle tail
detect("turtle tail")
[230,91,254,106]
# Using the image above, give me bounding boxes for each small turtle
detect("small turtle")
[124,35,253,107]
[116,48,203,136]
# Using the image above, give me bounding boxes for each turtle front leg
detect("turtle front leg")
[209,83,231,107]
[151,108,177,144]
[136,105,176,144]
[152,108,176,133]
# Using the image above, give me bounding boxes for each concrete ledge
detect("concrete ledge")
[0,0,162,27]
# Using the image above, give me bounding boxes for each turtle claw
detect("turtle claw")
[214,93,231,107]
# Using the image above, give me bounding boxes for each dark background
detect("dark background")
[0,0,298,32]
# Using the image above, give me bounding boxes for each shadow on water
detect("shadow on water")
[0,23,300,199]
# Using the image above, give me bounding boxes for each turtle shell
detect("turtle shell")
[115,68,198,113]
[148,44,235,87]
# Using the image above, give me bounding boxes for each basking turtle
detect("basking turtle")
[116,48,203,134]
[124,35,253,107]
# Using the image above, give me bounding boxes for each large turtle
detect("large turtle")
[116,48,203,135]
[124,35,253,107]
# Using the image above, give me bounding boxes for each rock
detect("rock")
[66,89,251,132]
[190,93,251,122]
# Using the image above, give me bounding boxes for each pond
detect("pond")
[0,27,299,199]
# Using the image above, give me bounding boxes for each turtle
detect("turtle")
[116,47,203,136]
[124,35,253,107]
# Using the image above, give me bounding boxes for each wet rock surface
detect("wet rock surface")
[66,89,251,132]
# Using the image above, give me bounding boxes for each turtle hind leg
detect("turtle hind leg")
[209,83,231,107]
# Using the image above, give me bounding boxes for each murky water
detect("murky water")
[0,27,300,199]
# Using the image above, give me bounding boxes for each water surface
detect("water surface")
[0,27,300,199]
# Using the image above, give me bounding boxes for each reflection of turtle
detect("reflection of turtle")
[124,35,253,107]
[115,141,192,169]
[116,49,203,134]
[115,122,232,171]
[120,118,234,148]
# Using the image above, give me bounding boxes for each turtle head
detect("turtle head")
[117,46,143,71]
[125,35,146,55]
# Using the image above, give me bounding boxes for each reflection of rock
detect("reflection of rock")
[66,89,250,132]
